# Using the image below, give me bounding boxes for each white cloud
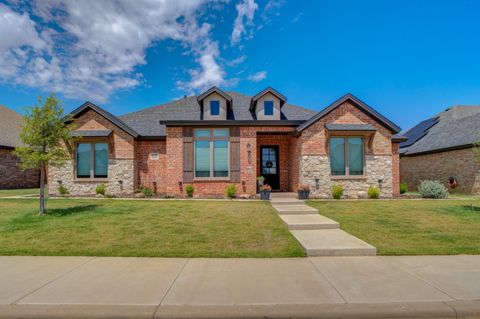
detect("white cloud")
[248,70,267,82]
[231,0,258,45]
[0,0,228,102]
[227,54,247,67]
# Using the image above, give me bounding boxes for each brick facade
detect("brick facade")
[0,147,40,189]
[400,147,480,195]
[49,101,400,198]
[48,109,136,196]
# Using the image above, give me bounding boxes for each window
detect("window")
[194,128,229,178]
[264,100,274,116]
[329,137,364,176]
[210,100,220,116]
[76,142,108,178]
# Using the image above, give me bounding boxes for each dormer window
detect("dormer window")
[264,101,274,116]
[210,100,220,116]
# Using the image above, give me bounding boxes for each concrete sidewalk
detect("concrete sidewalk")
[1,255,480,318]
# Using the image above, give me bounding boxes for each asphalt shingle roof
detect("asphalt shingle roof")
[0,105,23,148]
[400,106,480,155]
[119,91,316,137]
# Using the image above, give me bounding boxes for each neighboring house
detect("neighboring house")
[49,87,404,198]
[400,106,480,195]
[0,105,40,189]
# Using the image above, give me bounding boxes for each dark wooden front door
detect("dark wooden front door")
[260,146,280,190]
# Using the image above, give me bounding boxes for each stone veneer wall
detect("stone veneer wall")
[49,158,134,195]
[300,155,393,198]
[297,100,397,198]
[400,147,480,195]
[48,109,136,196]
[0,148,40,189]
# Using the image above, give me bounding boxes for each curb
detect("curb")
[2,301,480,319]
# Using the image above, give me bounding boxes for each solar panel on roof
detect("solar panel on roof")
[400,117,439,148]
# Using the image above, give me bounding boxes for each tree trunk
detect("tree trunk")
[39,163,45,215]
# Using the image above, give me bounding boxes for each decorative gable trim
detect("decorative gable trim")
[197,86,233,107]
[295,93,401,134]
[249,87,287,112]
[67,101,139,138]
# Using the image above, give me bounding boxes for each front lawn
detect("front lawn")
[307,199,480,255]
[0,199,305,257]
[0,188,39,197]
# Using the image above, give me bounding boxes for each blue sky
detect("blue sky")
[1,0,479,130]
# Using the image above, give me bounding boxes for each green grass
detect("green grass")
[0,188,39,197]
[0,199,305,257]
[307,199,480,255]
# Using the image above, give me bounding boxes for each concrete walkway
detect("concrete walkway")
[1,255,480,318]
[270,193,376,256]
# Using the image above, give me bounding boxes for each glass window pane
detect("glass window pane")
[210,100,220,115]
[194,129,210,138]
[76,143,91,178]
[213,128,228,138]
[94,143,108,178]
[264,101,274,116]
[330,138,345,175]
[348,137,364,175]
[213,140,228,177]
[195,140,210,177]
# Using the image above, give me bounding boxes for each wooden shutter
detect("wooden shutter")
[230,127,241,182]
[183,127,194,182]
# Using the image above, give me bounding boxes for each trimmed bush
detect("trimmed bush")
[141,187,154,198]
[367,186,380,199]
[331,184,344,200]
[226,184,237,198]
[399,182,408,194]
[58,184,69,197]
[185,184,194,197]
[418,180,448,199]
[96,183,106,196]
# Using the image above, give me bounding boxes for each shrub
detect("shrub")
[256,176,265,182]
[185,184,194,197]
[225,184,237,198]
[418,180,449,199]
[367,186,380,199]
[96,183,106,196]
[58,184,69,197]
[331,184,344,199]
[141,187,154,198]
[399,182,408,194]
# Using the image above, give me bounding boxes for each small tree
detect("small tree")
[14,94,75,214]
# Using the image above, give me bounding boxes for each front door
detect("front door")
[260,146,280,190]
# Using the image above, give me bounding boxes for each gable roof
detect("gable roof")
[295,93,401,134]
[69,101,139,138]
[197,86,232,105]
[120,91,316,137]
[249,87,287,111]
[0,105,23,148]
[400,106,480,156]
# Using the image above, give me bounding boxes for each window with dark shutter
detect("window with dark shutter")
[183,127,194,182]
[229,127,240,182]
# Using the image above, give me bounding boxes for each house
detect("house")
[48,87,405,198]
[0,105,40,189]
[400,106,480,195]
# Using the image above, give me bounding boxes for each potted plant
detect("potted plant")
[259,184,272,200]
[256,176,265,186]
[297,184,310,200]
